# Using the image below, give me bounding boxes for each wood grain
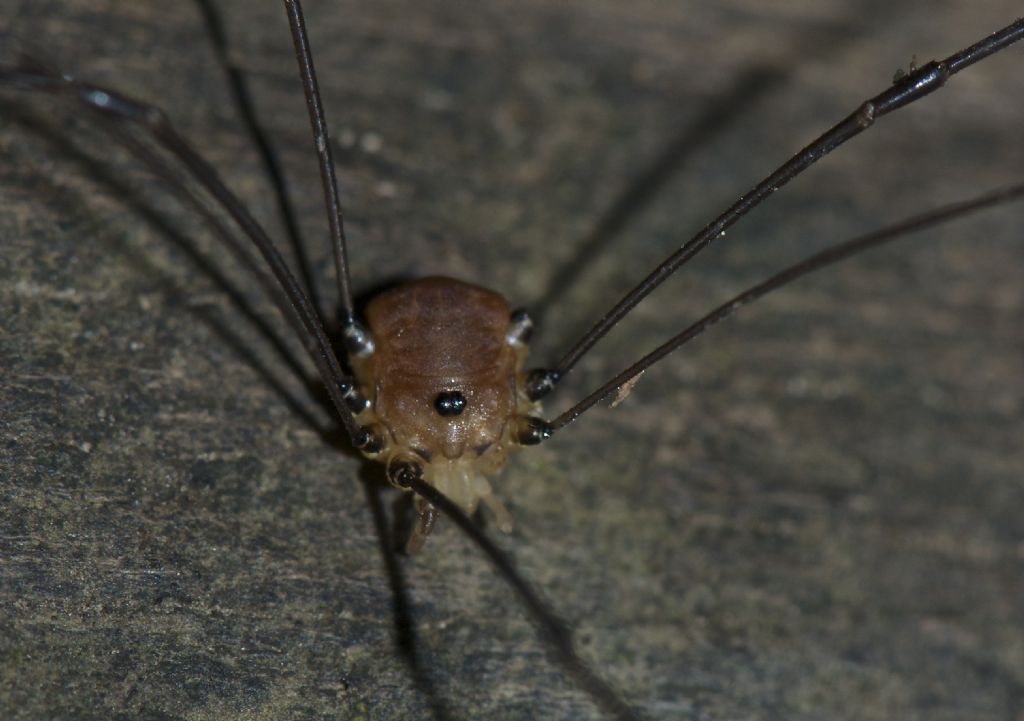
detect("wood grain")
[2,1,1022,719]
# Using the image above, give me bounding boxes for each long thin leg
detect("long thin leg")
[527,18,1024,400]
[282,0,364,346]
[541,181,1024,434]
[104,120,331,423]
[0,60,371,446]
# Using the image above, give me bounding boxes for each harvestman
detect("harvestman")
[3,3,1023,720]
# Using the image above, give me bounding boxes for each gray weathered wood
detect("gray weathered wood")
[2,1,1022,719]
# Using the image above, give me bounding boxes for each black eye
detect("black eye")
[434,391,466,416]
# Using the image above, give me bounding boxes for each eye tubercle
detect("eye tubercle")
[434,391,466,416]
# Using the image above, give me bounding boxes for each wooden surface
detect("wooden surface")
[2,1,1022,719]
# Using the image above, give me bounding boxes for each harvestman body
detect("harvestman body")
[352,276,538,551]
[4,2,1024,719]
